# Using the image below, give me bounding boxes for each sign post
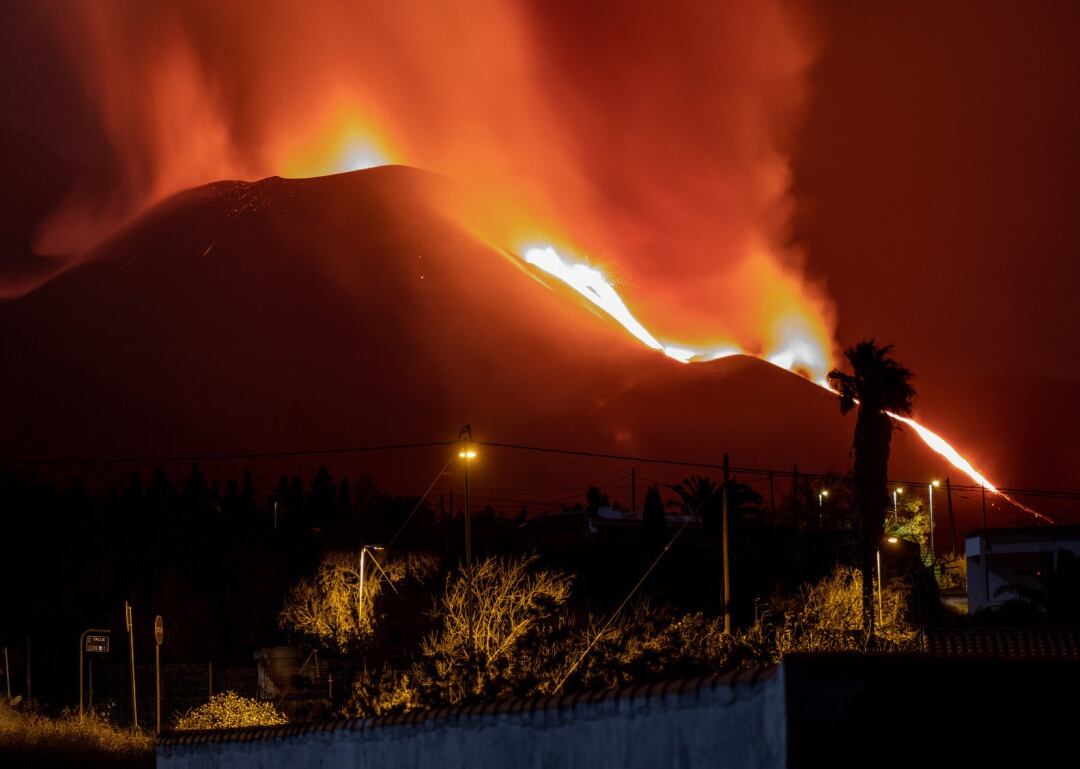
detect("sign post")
[154,615,164,733]
[78,629,111,720]
[125,601,138,729]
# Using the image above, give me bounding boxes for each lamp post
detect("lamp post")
[458,426,477,657]
[892,487,903,525]
[928,481,940,567]
[818,490,828,527]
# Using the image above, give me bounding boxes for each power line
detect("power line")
[385,458,454,550]
[5,435,1080,509]
[0,440,456,467]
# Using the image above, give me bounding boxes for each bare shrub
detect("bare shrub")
[173,691,287,731]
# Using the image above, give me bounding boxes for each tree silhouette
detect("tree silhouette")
[640,485,666,549]
[666,474,719,518]
[827,340,916,640]
[585,486,609,515]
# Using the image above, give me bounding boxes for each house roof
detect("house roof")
[924,626,1080,659]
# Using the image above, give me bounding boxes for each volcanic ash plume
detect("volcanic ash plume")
[16,0,833,369]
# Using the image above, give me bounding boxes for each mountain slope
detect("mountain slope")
[0,166,1032,529]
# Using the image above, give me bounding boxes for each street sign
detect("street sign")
[154,615,164,645]
[85,634,109,654]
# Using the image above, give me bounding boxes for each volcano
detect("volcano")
[0,166,1043,531]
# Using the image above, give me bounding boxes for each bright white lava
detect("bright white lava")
[520,244,1047,522]
[523,245,819,372]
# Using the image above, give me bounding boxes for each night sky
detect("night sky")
[2,0,1078,496]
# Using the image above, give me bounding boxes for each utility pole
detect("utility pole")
[125,601,138,729]
[946,478,957,554]
[722,453,732,635]
[154,616,163,734]
[982,483,991,607]
[359,546,367,623]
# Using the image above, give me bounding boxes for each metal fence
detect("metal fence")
[87,661,351,729]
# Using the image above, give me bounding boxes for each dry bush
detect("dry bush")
[747,566,918,657]
[563,604,766,690]
[414,555,574,706]
[173,691,287,731]
[278,550,432,651]
[0,701,152,769]
[342,666,422,718]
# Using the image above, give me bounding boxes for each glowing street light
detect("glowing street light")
[893,487,903,523]
[928,481,940,567]
[459,425,476,656]
[818,489,828,527]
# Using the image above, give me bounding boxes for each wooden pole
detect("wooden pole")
[722,453,732,635]
[946,478,957,554]
[125,601,138,729]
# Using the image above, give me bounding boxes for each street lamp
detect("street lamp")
[928,481,940,566]
[892,487,903,524]
[818,489,828,527]
[458,425,476,656]
[357,545,387,623]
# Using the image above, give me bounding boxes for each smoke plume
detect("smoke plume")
[11,0,833,363]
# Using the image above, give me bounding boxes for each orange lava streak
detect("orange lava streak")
[520,244,1048,523]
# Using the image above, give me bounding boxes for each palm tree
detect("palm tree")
[666,475,719,515]
[827,340,916,641]
[666,474,762,532]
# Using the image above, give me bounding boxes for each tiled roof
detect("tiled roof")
[924,627,1080,659]
[157,666,776,747]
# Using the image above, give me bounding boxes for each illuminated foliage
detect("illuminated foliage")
[747,566,917,656]
[173,692,287,731]
[0,701,152,767]
[414,555,574,705]
[278,551,435,652]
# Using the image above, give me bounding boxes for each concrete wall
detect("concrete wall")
[158,668,786,769]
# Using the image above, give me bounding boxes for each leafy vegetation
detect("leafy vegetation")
[173,691,287,731]
[341,557,919,717]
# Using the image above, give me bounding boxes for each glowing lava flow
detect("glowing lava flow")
[523,246,819,369]
[520,244,1048,522]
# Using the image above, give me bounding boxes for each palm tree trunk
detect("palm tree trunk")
[853,407,892,646]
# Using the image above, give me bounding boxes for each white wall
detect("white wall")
[158,668,786,769]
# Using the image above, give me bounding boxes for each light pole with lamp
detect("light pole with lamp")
[818,490,828,527]
[928,480,940,567]
[458,426,477,658]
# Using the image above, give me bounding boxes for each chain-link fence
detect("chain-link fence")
[86,660,360,729]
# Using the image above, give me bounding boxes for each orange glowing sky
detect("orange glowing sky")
[3,1,1080,496]
[11,0,834,379]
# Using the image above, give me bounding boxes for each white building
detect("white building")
[965,525,1080,611]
